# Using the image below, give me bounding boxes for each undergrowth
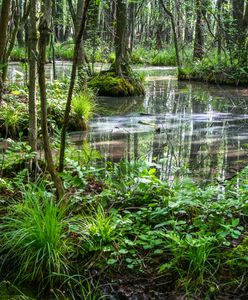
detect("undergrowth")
[1,145,248,298]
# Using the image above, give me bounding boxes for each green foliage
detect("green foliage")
[152,48,177,66]
[0,185,73,286]
[54,43,74,60]
[67,142,102,167]
[179,52,248,86]
[72,89,97,121]
[0,140,36,174]
[83,205,116,251]
[10,47,26,61]
[226,237,248,271]
[0,100,28,137]
[2,158,248,296]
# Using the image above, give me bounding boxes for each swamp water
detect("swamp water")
[8,62,248,182]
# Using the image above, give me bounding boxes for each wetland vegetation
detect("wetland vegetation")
[1,0,248,299]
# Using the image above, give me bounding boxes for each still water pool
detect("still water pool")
[8,62,248,182]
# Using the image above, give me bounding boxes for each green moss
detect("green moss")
[88,72,145,97]
[226,237,248,271]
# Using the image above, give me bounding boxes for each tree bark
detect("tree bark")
[38,0,65,200]
[193,0,205,60]
[28,0,38,157]
[159,0,181,68]
[59,0,90,172]
[115,0,128,76]
[0,0,11,103]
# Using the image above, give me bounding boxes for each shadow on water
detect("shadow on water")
[7,62,248,182]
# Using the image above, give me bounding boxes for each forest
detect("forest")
[1,0,248,299]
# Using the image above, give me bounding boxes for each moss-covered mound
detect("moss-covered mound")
[88,72,145,97]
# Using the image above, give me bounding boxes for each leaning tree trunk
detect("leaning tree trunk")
[38,0,65,200]
[59,0,90,172]
[28,0,38,159]
[0,0,11,103]
[159,0,181,68]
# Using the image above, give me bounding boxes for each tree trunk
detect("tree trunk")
[75,0,86,67]
[38,0,65,200]
[59,0,90,172]
[28,0,38,158]
[193,0,205,60]
[159,0,181,67]
[115,0,129,76]
[0,0,11,103]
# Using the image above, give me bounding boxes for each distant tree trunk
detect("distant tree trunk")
[216,0,222,61]
[28,0,38,158]
[2,0,30,82]
[128,0,136,53]
[59,0,90,172]
[38,0,65,200]
[193,0,205,60]
[232,0,248,63]
[75,0,86,67]
[159,0,181,67]
[115,0,129,76]
[0,0,11,103]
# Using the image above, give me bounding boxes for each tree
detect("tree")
[28,0,38,160]
[193,0,205,60]
[114,0,129,76]
[159,0,181,67]
[38,0,65,199]
[59,0,91,172]
[0,0,11,103]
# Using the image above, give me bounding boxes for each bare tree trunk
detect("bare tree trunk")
[75,0,86,67]
[38,0,65,200]
[115,0,128,76]
[59,0,90,172]
[0,0,11,103]
[28,0,38,158]
[159,0,181,67]
[193,0,205,60]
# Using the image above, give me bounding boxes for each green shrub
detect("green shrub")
[152,48,177,66]
[72,89,97,121]
[10,47,26,61]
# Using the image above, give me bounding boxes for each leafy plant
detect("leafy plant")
[0,140,36,174]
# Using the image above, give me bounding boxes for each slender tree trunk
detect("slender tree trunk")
[59,0,90,172]
[28,0,38,158]
[193,0,205,60]
[3,0,30,83]
[38,0,65,200]
[0,0,11,103]
[75,0,86,67]
[159,0,181,67]
[115,0,129,76]
[216,0,222,61]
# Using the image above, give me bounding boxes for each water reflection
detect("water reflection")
[7,62,248,181]
[87,72,248,182]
